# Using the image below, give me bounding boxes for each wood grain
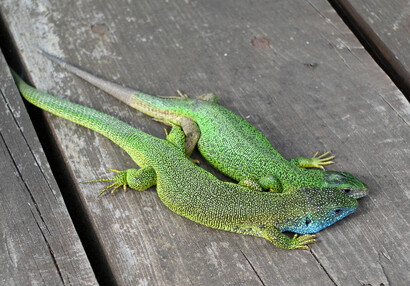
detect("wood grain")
[0,51,97,284]
[1,0,409,285]
[331,0,410,96]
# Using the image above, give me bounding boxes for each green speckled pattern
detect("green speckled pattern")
[40,52,368,198]
[12,70,358,250]
[131,94,366,195]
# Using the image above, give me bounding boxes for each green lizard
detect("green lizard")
[40,51,368,198]
[11,70,358,250]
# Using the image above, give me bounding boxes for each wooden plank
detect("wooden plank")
[330,0,410,96]
[0,52,97,284]
[2,0,409,285]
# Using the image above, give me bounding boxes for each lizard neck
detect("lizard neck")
[279,166,325,191]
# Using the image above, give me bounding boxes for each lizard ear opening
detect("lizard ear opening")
[305,217,312,226]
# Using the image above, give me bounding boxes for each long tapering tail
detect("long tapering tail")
[39,49,191,122]
[39,49,140,105]
[11,69,149,151]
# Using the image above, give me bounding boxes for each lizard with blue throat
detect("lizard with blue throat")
[11,69,358,250]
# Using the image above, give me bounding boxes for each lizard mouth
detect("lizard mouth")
[345,186,369,199]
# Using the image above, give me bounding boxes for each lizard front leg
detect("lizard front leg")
[289,151,334,170]
[262,226,317,250]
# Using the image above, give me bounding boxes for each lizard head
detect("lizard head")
[321,170,368,199]
[279,188,358,234]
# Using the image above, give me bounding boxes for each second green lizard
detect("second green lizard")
[41,51,368,198]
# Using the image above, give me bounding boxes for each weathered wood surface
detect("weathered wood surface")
[2,0,410,285]
[0,51,97,284]
[331,0,410,95]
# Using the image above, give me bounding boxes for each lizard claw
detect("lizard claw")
[290,234,317,250]
[291,152,335,169]
[311,151,335,169]
[176,90,189,98]
[83,168,129,197]
[158,90,189,99]
[189,158,200,165]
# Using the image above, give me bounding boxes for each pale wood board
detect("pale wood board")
[0,51,97,284]
[332,0,410,95]
[1,0,410,285]
[348,0,409,75]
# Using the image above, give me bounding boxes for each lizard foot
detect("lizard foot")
[290,234,317,250]
[197,93,218,103]
[189,158,200,165]
[290,151,334,169]
[310,152,335,169]
[158,90,189,99]
[84,167,157,197]
[176,90,189,98]
[83,169,129,197]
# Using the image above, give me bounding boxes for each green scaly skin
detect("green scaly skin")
[11,70,358,250]
[40,51,368,199]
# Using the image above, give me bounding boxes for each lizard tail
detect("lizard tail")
[10,69,150,151]
[38,48,138,106]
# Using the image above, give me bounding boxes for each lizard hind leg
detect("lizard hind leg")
[164,125,200,164]
[154,116,200,158]
[197,93,218,103]
[258,175,283,192]
[83,167,157,197]
[239,175,283,193]
[162,90,217,103]
[179,117,201,157]
[239,178,264,192]
[157,90,189,99]
[155,91,201,157]
[164,125,186,154]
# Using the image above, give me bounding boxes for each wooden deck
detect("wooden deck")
[0,0,409,285]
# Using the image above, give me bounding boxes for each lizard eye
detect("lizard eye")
[305,217,312,226]
[342,188,352,194]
